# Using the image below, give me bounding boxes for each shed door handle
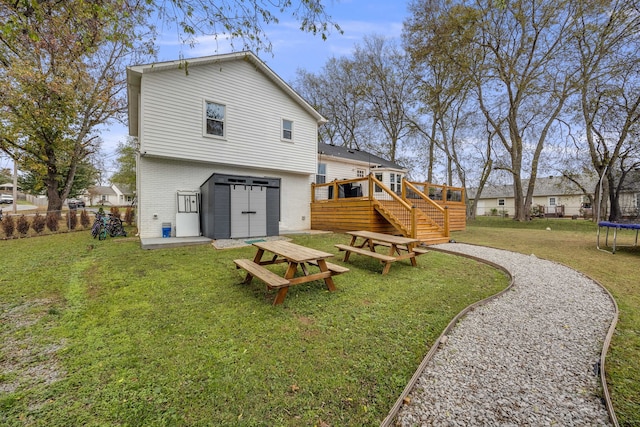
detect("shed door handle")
[241,211,256,214]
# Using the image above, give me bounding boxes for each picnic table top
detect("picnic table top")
[252,240,334,263]
[346,230,420,245]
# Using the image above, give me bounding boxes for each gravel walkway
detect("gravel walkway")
[392,243,617,427]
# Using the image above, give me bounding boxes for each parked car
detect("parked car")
[67,199,86,209]
[0,194,13,204]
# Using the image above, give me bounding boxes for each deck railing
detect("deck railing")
[407,181,465,206]
[403,181,449,236]
[312,177,369,202]
[311,177,465,238]
[312,175,417,237]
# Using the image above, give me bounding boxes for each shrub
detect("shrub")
[46,212,59,232]
[1,215,15,238]
[16,215,30,236]
[110,206,121,219]
[80,209,91,228]
[66,210,78,230]
[124,206,135,226]
[32,213,46,234]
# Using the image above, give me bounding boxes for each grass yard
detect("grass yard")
[458,216,640,427]
[0,231,507,426]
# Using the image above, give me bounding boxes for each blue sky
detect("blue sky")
[99,0,409,175]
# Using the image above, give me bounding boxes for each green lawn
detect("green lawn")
[0,231,507,426]
[2,218,637,426]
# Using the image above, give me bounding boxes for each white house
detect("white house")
[470,176,596,218]
[471,174,640,219]
[316,142,407,198]
[127,51,326,239]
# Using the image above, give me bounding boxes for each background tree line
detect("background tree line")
[2,0,638,222]
[294,0,640,221]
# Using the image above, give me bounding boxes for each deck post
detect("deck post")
[411,206,417,239]
[311,183,316,203]
[444,206,450,238]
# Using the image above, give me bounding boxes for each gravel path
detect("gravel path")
[393,243,617,427]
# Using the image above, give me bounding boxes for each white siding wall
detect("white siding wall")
[134,57,320,238]
[138,60,317,174]
[323,158,366,182]
[138,157,311,238]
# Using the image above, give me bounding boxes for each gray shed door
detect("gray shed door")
[230,185,267,238]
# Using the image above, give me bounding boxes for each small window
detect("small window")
[356,169,365,178]
[374,173,383,193]
[549,197,556,206]
[498,199,505,206]
[205,101,225,137]
[390,173,395,192]
[282,119,293,140]
[316,163,326,184]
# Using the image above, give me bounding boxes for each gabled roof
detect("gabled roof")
[126,51,326,137]
[318,143,405,171]
[91,186,117,196]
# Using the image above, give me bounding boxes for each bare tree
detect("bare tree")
[571,0,640,221]
[295,58,371,149]
[352,36,418,163]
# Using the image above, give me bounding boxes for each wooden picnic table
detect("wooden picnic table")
[335,230,428,275]
[234,240,348,305]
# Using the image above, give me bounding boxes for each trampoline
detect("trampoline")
[597,221,640,254]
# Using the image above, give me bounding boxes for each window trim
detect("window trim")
[282,118,293,141]
[204,100,226,139]
[316,163,326,184]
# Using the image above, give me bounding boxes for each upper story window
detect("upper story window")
[356,169,365,178]
[205,101,225,137]
[282,119,293,140]
[498,199,505,206]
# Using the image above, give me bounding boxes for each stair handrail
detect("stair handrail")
[403,181,446,214]
[370,174,412,209]
[369,174,417,237]
[403,180,450,236]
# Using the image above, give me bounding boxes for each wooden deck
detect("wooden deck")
[310,177,466,245]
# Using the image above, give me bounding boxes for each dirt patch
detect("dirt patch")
[0,299,67,394]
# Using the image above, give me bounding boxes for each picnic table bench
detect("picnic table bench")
[335,230,427,275]
[234,240,348,305]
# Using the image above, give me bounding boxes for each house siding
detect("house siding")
[138,60,317,174]
[138,157,312,238]
[132,54,322,239]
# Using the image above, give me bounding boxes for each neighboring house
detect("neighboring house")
[472,173,640,219]
[471,175,598,218]
[112,184,135,205]
[316,142,407,196]
[617,170,640,219]
[127,51,326,239]
[89,185,118,206]
[0,182,15,192]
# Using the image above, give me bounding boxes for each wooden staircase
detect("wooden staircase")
[375,199,450,245]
